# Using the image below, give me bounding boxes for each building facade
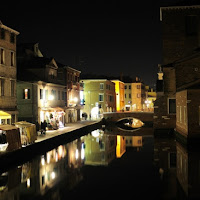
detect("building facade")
[65,67,82,123]
[80,79,116,120]
[154,4,200,133]
[124,78,146,111]
[17,43,67,127]
[111,80,125,112]
[17,80,66,128]
[0,22,19,124]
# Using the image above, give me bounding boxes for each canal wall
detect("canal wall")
[0,121,102,173]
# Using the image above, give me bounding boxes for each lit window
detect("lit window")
[0,48,5,65]
[23,89,30,99]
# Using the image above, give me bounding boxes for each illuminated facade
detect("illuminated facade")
[17,80,66,127]
[0,22,19,124]
[17,43,67,127]
[124,78,146,111]
[111,80,125,111]
[80,79,116,120]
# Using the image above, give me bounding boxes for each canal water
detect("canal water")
[0,126,199,199]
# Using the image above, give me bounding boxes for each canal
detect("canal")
[0,125,199,199]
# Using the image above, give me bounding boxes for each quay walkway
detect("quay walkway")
[0,120,102,172]
[36,120,100,143]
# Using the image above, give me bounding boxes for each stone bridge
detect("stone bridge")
[103,112,154,123]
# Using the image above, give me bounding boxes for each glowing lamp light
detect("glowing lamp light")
[74,97,78,103]
[48,95,54,101]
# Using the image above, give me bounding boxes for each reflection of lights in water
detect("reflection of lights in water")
[47,152,50,164]
[55,153,58,162]
[41,156,45,166]
[58,145,63,158]
[81,143,85,159]
[75,149,79,160]
[51,171,56,179]
[91,130,100,137]
[27,178,31,188]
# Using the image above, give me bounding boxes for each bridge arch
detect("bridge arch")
[103,112,154,124]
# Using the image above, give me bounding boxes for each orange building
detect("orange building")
[111,80,125,112]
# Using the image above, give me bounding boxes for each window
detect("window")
[137,93,140,98]
[58,91,60,100]
[137,85,141,89]
[40,89,43,99]
[100,83,104,90]
[125,94,126,98]
[11,80,15,97]
[99,93,104,102]
[168,98,176,114]
[125,85,127,89]
[23,88,30,99]
[0,48,5,64]
[129,93,131,98]
[129,85,131,89]
[0,28,5,39]
[10,33,15,43]
[0,79,4,96]
[11,52,14,66]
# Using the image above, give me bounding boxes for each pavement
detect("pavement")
[36,120,101,143]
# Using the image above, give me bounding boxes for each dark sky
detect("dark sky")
[1,0,184,87]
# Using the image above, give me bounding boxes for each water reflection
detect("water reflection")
[116,117,144,131]
[5,127,200,199]
[154,137,200,199]
[0,128,136,199]
[85,130,117,165]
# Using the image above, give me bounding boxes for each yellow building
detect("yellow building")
[80,79,116,120]
[111,80,125,112]
[124,78,146,111]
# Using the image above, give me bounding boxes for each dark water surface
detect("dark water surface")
[0,127,199,199]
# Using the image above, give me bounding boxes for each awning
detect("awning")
[0,111,11,120]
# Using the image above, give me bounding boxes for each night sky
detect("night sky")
[1,0,184,87]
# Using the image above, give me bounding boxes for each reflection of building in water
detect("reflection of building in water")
[176,142,200,199]
[84,129,116,165]
[125,136,143,151]
[154,138,177,199]
[19,140,84,198]
[0,168,21,200]
[116,135,126,158]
